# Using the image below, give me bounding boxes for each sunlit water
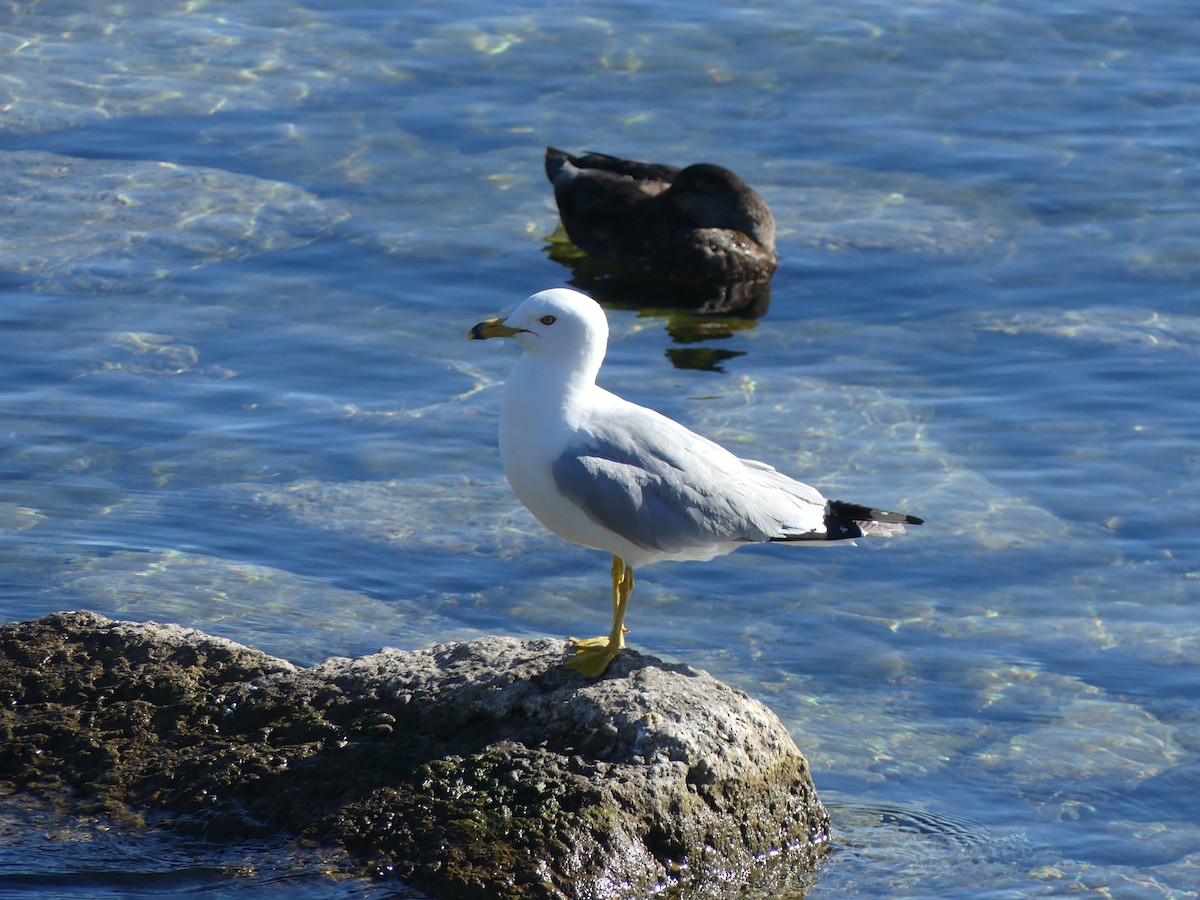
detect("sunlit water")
[2,0,1198,897]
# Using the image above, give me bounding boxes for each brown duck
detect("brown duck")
[545,147,778,284]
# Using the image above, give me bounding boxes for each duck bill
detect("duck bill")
[468,317,528,340]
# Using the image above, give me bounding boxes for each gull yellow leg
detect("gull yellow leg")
[567,555,634,677]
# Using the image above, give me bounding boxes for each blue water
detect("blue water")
[2,0,1199,896]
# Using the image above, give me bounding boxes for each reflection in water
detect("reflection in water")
[664,346,746,373]
[545,224,773,314]
[657,312,761,371]
[545,227,769,370]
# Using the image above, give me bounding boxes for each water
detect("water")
[2,0,1198,896]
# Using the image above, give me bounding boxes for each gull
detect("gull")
[469,288,922,676]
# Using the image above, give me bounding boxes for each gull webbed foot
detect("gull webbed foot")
[565,637,623,677]
[563,554,634,678]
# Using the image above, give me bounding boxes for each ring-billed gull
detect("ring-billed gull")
[469,288,922,677]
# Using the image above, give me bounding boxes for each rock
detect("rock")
[0,612,829,899]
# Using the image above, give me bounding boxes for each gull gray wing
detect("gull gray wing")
[550,408,828,554]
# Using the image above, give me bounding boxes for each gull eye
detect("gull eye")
[540,315,557,325]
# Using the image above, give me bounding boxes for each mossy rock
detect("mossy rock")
[0,611,829,899]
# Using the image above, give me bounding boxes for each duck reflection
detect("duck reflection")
[543,241,761,372]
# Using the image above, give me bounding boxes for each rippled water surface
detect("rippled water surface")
[2,0,1199,897]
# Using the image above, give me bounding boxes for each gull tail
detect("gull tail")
[822,500,923,540]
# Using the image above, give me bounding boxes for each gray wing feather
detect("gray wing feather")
[551,409,826,553]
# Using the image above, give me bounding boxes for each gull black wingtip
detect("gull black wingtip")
[821,501,925,540]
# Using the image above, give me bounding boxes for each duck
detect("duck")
[544,147,779,284]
